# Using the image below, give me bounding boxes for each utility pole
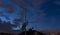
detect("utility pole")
[25,8,26,35]
[21,8,28,35]
[24,8,29,35]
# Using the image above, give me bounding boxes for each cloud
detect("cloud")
[13,18,23,26]
[17,11,25,17]
[5,6,14,14]
[4,16,10,20]
[0,18,16,31]
[0,12,4,16]
[32,10,47,21]
[0,23,13,31]
[15,0,27,8]
[53,1,60,5]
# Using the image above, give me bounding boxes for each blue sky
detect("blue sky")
[0,0,60,32]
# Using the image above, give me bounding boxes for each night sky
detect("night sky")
[0,0,60,33]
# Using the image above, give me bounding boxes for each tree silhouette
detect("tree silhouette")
[21,21,28,31]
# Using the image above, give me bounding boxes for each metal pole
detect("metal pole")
[25,8,26,35]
